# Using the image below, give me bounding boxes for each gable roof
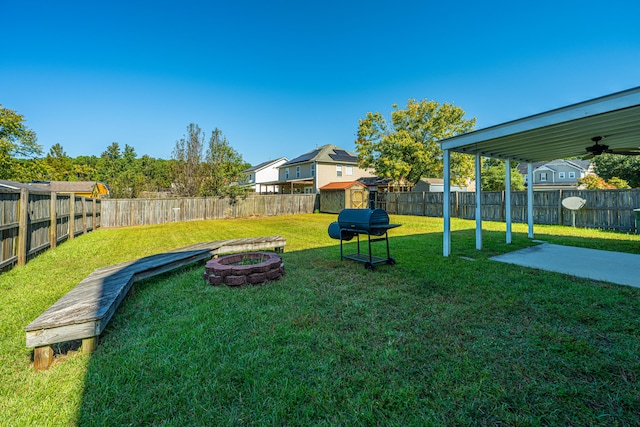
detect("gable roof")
[281,144,358,167]
[244,157,288,173]
[516,159,591,174]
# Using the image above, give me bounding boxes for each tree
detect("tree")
[592,154,640,188]
[0,104,42,179]
[481,158,526,191]
[171,124,204,197]
[201,128,249,197]
[578,175,615,189]
[355,99,476,186]
[44,143,74,180]
[98,142,144,198]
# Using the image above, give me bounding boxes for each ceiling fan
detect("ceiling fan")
[583,136,640,159]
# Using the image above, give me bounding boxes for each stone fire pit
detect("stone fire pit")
[203,252,284,286]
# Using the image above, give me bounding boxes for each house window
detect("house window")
[285,168,290,179]
[540,172,547,182]
[346,166,354,176]
[296,166,300,178]
[558,172,565,179]
[336,164,342,177]
[311,163,315,177]
[248,174,253,182]
[568,172,576,179]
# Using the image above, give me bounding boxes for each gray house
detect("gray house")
[516,159,593,189]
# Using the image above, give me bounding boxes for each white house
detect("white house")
[243,157,288,193]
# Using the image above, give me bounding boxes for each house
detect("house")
[274,144,375,194]
[28,181,110,198]
[516,159,593,189]
[412,178,475,193]
[242,157,288,193]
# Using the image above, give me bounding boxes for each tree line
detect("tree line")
[1,104,249,198]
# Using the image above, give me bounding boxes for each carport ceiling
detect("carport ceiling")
[440,86,640,163]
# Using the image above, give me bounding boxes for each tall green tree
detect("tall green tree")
[0,104,42,179]
[171,124,204,197]
[355,99,476,186]
[44,143,74,180]
[592,154,640,188]
[481,158,526,191]
[201,128,248,197]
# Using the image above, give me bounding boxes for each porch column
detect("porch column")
[475,153,482,250]
[443,149,451,257]
[505,159,512,244]
[527,163,534,238]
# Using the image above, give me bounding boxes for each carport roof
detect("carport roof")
[440,86,640,163]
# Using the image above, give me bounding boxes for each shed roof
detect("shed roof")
[319,181,366,190]
[440,87,640,163]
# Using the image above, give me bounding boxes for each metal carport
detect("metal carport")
[439,86,640,256]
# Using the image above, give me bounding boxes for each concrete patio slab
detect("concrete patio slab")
[490,243,640,289]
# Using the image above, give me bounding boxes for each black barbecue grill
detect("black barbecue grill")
[328,208,401,270]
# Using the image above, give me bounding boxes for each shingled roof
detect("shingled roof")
[281,144,358,167]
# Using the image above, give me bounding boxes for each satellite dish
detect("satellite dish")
[562,197,586,227]
[562,197,586,211]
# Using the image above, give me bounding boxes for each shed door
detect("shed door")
[350,188,366,208]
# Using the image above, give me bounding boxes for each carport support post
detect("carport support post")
[505,159,512,244]
[475,153,482,250]
[527,163,534,238]
[443,149,451,257]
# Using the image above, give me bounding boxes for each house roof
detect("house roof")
[281,144,358,167]
[319,181,366,190]
[440,86,640,163]
[244,157,288,173]
[515,159,591,174]
[0,180,50,191]
[28,181,105,194]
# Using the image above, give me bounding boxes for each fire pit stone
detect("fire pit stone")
[203,251,284,286]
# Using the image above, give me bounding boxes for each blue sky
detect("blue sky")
[2,0,639,165]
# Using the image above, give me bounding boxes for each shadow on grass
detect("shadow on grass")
[76,231,640,426]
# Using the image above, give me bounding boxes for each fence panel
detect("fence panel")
[373,189,640,233]
[100,194,318,228]
[0,189,99,272]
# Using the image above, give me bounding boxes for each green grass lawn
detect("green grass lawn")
[1,214,640,426]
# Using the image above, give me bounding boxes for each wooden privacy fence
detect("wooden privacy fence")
[0,188,101,270]
[100,194,317,228]
[376,189,640,232]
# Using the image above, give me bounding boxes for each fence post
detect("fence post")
[557,189,563,225]
[18,188,29,266]
[69,194,75,240]
[50,192,57,250]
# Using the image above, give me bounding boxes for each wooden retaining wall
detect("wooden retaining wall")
[0,188,101,271]
[100,194,317,228]
[376,189,640,232]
